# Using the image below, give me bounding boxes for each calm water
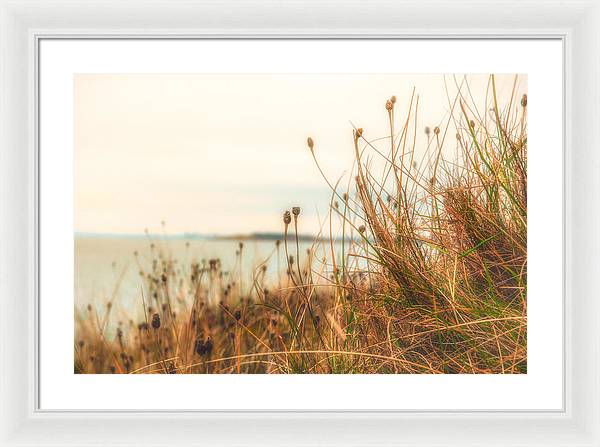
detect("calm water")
[75,236,342,321]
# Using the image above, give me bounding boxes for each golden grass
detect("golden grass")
[75,75,527,374]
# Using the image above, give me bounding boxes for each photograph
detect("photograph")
[74,73,528,374]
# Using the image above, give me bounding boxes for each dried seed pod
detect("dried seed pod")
[194,337,213,357]
[151,313,161,330]
[521,94,528,107]
[434,126,440,135]
[307,137,314,151]
[292,206,301,217]
[283,211,291,225]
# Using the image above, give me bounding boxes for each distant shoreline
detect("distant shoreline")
[75,231,328,242]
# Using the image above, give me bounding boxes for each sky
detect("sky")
[74,73,526,235]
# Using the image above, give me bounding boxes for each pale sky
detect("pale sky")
[74,73,526,235]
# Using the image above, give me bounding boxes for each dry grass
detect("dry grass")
[75,75,527,374]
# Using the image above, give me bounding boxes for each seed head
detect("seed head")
[354,128,363,139]
[425,126,431,136]
[434,126,440,135]
[390,95,397,104]
[358,225,366,234]
[521,94,528,108]
[204,337,213,355]
[307,137,314,151]
[469,120,475,129]
[292,206,301,217]
[151,313,161,330]
[385,100,393,111]
[283,211,292,225]
[194,337,213,357]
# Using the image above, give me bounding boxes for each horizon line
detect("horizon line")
[74,231,328,241]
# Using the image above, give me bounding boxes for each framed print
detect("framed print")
[41,39,561,411]
[1,1,599,446]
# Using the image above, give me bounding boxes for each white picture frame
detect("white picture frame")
[0,0,598,445]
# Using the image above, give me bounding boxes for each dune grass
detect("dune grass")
[75,75,527,374]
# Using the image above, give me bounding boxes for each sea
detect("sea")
[75,234,344,323]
